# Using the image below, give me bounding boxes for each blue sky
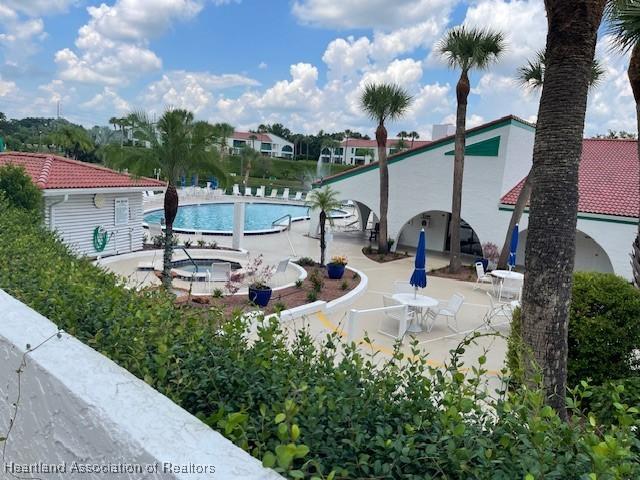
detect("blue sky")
[0,0,634,138]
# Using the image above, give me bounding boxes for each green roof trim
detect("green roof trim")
[318,116,533,186]
[444,136,500,156]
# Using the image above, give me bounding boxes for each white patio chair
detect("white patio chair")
[269,188,278,198]
[272,258,290,286]
[256,186,265,197]
[379,295,414,340]
[474,262,493,290]
[232,184,241,196]
[499,276,523,302]
[293,191,303,201]
[244,186,253,196]
[281,188,290,200]
[208,262,231,282]
[393,280,414,295]
[425,293,464,333]
[482,292,513,330]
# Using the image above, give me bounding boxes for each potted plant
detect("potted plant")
[225,255,275,307]
[327,255,348,279]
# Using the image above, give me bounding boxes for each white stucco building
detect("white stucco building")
[228,131,294,158]
[0,152,165,258]
[319,137,431,166]
[315,115,639,281]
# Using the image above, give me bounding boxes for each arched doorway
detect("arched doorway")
[397,210,483,257]
[516,229,614,273]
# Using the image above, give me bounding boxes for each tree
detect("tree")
[397,131,408,151]
[267,123,292,140]
[52,125,95,160]
[438,26,506,273]
[306,186,342,265]
[409,131,420,148]
[108,109,225,289]
[520,0,607,419]
[607,0,640,285]
[0,164,43,215]
[497,52,604,270]
[240,145,260,186]
[213,122,235,157]
[360,83,413,253]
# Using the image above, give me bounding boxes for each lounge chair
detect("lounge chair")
[281,188,290,200]
[294,191,303,201]
[269,188,278,198]
[474,262,493,290]
[256,186,265,197]
[244,186,253,196]
[232,184,241,196]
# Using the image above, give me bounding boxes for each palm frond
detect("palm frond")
[438,26,506,72]
[607,0,640,53]
[517,50,604,90]
[305,186,342,225]
[360,83,413,124]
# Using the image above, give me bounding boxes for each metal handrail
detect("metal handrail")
[178,246,198,274]
[272,214,292,231]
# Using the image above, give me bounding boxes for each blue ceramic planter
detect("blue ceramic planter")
[327,263,346,279]
[249,286,272,307]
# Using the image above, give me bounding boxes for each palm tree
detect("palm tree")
[496,53,604,269]
[520,0,607,419]
[108,109,225,289]
[241,145,260,186]
[607,0,640,285]
[397,131,408,151]
[52,126,95,160]
[360,83,413,253]
[306,186,342,265]
[409,131,420,148]
[213,122,234,157]
[438,26,506,273]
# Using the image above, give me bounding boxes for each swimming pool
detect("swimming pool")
[144,202,349,234]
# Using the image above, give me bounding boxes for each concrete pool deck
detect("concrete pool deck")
[101,194,510,384]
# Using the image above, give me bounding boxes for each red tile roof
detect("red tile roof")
[233,131,272,142]
[0,152,166,190]
[501,138,639,218]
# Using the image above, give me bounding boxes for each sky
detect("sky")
[0,0,635,139]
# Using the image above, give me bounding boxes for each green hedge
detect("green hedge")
[508,272,640,387]
[1,202,639,478]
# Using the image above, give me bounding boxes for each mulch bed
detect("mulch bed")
[428,265,477,282]
[362,247,412,263]
[177,264,361,316]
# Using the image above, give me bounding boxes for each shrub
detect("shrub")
[307,269,323,293]
[482,242,500,263]
[1,201,639,479]
[306,290,317,302]
[584,377,640,429]
[183,239,193,248]
[340,280,349,291]
[295,257,315,267]
[294,279,303,289]
[0,164,43,214]
[507,272,640,387]
[197,239,207,248]
[212,288,224,298]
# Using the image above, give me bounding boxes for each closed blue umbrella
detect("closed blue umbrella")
[410,229,427,297]
[508,223,519,270]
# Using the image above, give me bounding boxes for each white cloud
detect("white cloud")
[258,61,268,69]
[1,0,78,17]
[0,75,16,96]
[143,70,260,114]
[292,0,457,30]
[323,36,372,80]
[82,87,131,114]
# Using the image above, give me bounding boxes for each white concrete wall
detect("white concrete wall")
[397,211,448,252]
[0,289,282,480]
[44,191,144,258]
[324,120,534,252]
[515,212,635,280]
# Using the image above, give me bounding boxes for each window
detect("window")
[261,142,272,151]
[115,198,129,226]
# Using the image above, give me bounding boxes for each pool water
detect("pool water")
[144,203,322,233]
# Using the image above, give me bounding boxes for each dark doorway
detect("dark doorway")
[445,215,483,257]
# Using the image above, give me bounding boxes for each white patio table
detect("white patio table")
[392,293,439,333]
[490,270,524,299]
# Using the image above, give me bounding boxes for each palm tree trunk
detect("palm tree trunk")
[320,210,327,265]
[376,123,389,254]
[448,70,469,273]
[498,173,533,269]
[628,44,640,286]
[521,0,606,420]
[162,183,179,289]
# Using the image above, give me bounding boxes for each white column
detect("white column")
[232,201,245,250]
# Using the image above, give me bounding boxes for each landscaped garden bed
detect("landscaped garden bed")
[361,246,411,263]
[179,261,361,316]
